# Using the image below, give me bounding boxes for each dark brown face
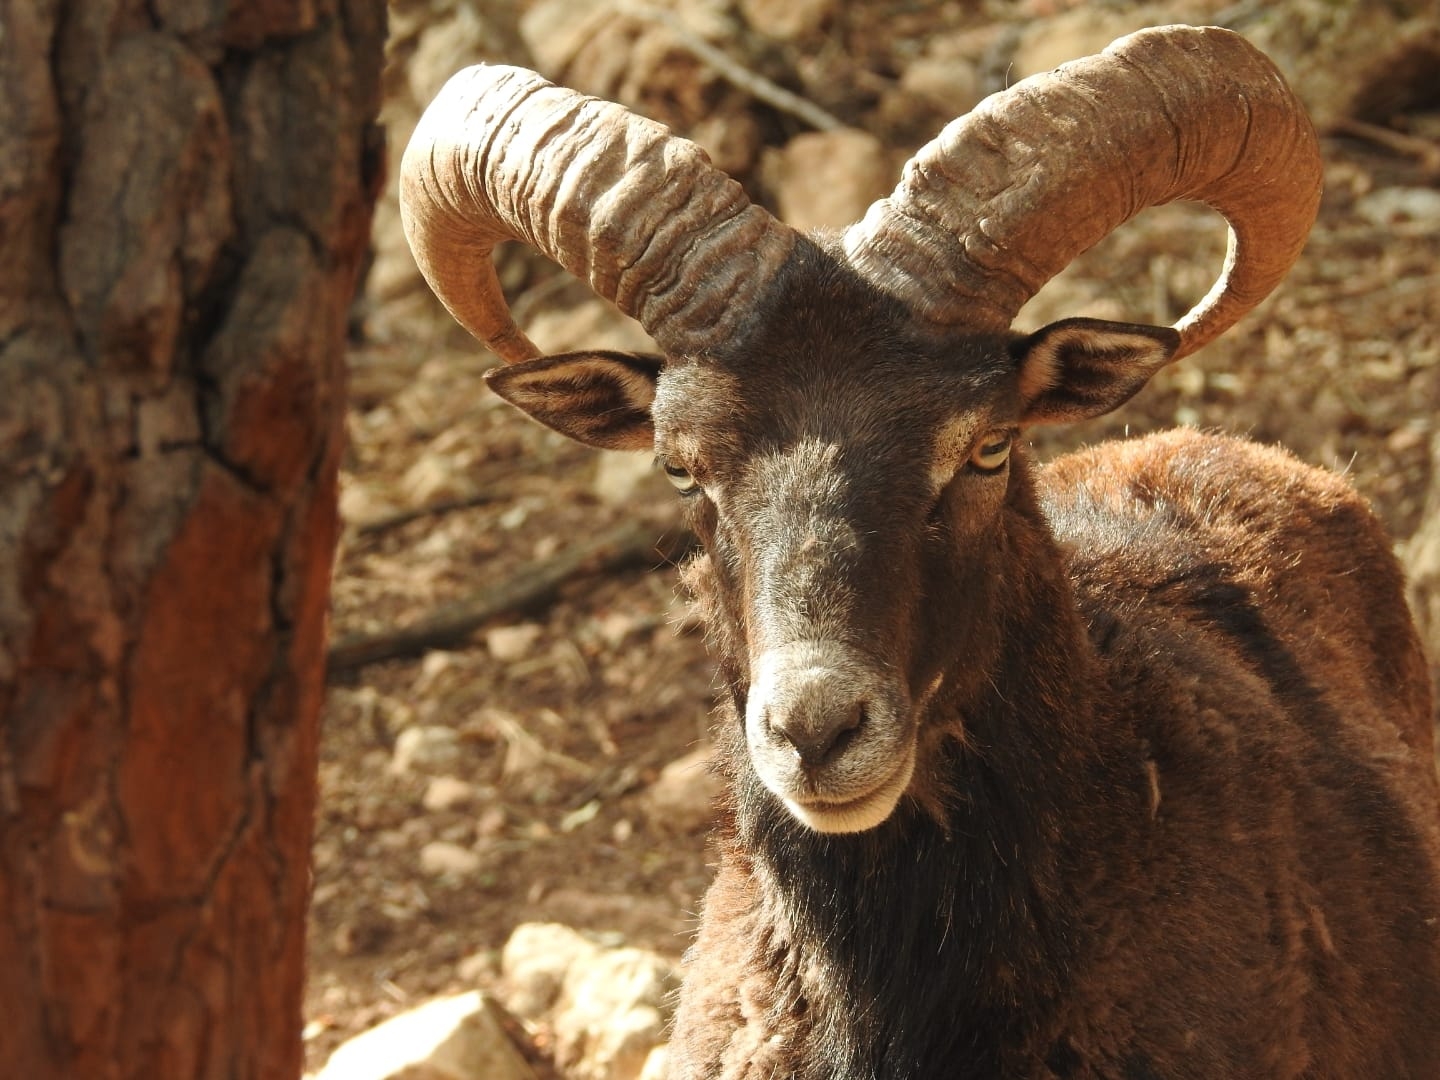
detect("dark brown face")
[485,251,1180,834]
[648,325,1023,832]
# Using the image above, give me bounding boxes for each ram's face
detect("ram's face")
[648,313,1029,832]
[489,273,1178,833]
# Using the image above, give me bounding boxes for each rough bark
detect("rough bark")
[0,1,384,1076]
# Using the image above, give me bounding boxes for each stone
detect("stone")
[402,451,477,507]
[642,745,722,834]
[391,725,463,776]
[551,946,679,1080]
[519,0,613,77]
[423,776,478,813]
[899,53,982,117]
[764,128,894,233]
[638,1046,669,1080]
[739,0,837,41]
[1355,187,1440,228]
[314,990,536,1080]
[486,623,543,662]
[499,922,678,1080]
[419,840,483,878]
[501,922,600,1019]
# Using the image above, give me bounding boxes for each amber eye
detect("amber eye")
[969,431,1013,472]
[660,459,701,495]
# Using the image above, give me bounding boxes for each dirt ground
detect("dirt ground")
[303,3,1440,1072]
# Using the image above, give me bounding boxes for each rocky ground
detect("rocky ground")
[304,1,1440,1076]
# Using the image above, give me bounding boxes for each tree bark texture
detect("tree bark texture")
[0,1,384,1076]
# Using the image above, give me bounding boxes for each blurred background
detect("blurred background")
[311,2,1440,1076]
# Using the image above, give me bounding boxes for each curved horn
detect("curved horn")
[842,25,1322,360]
[400,65,797,362]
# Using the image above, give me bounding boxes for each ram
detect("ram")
[400,25,1440,1079]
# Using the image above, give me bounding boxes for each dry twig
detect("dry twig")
[620,0,845,132]
[327,520,694,673]
[1329,118,1440,177]
[350,491,502,538]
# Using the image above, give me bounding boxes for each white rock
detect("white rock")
[899,53,982,117]
[764,129,894,232]
[314,990,536,1080]
[501,922,601,1019]
[402,451,477,507]
[420,841,483,878]
[642,745,723,834]
[391,725,463,776]
[1013,6,1158,78]
[488,923,688,1080]
[519,0,613,76]
[638,1045,669,1080]
[739,0,836,40]
[1356,187,1440,228]
[423,776,478,813]
[552,947,679,1080]
[486,623,544,662]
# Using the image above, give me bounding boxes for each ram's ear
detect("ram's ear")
[1015,318,1180,427]
[485,351,664,451]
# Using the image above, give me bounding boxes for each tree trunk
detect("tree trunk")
[0,1,384,1076]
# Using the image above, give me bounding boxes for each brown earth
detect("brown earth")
[304,1,1439,1072]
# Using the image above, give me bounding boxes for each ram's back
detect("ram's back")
[1036,428,1440,1075]
[1041,428,1432,754]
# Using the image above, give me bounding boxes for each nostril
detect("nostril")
[770,701,866,769]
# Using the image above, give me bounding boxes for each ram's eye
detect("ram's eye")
[969,431,1013,473]
[659,459,701,495]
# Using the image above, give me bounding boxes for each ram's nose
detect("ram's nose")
[760,677,866,769]
[745,640,916,833]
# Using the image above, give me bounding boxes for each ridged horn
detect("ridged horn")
[400,65,798,363]
[842,25,1322,360]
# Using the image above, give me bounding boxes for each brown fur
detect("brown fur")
[669,432,1440,1079]
[488,246,1440,1079]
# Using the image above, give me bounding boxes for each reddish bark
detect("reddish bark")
[0,0,384,1075]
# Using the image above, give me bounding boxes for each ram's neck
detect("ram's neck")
[688,481,1113,1079]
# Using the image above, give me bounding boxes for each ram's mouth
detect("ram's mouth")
[781,743,916,834]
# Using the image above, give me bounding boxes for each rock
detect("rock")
[502,922,679,1080]
[314,990,537,1080]
[486,623,543,662]
[519,0,613,77]
[642,745,722,834]
[501,922,600,1018]
[551,945,679,1080]
[1355,187,1440,228]
[764,128,895,233]
[638,1045,668,1080]
[899,52,982,118]
[739,0,837,41]
[402,451,478,507]
[420,840,484,878]
[423,776,478,813]
[457,949,498,984]
[391,725,463,776]
[1012,5,1164,79]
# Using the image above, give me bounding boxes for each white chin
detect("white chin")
[781,749,916,834]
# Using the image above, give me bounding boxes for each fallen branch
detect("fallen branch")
[1329,117,1440,177]
[621,0,845,132]
[327,520,694,673]
[350,491,502,538]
